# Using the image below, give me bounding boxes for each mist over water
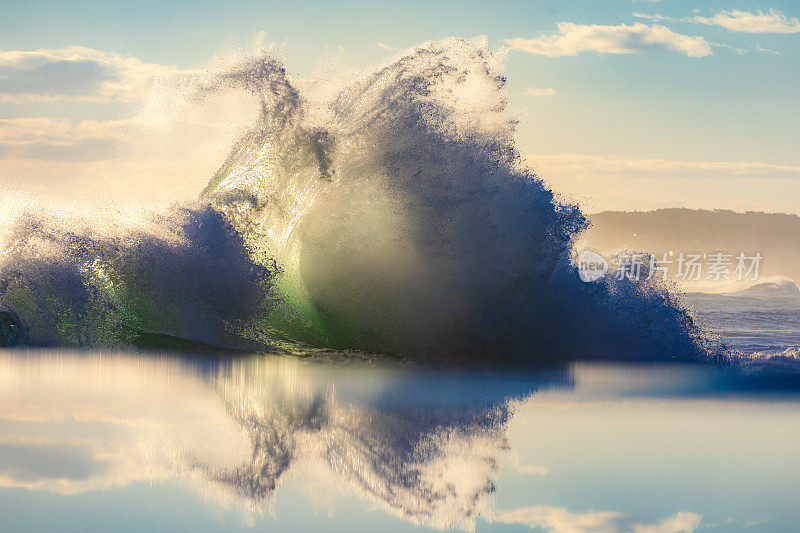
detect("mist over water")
[0,38,717,365]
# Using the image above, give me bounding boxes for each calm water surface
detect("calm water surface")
[0,349,798,532]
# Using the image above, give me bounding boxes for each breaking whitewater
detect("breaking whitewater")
[0,38,780,369]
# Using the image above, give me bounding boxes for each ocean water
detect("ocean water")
[685,291,800,370]
[0,344,799,533]
[1,38,799,532]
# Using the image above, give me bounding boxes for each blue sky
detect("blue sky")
[1,0,799,212]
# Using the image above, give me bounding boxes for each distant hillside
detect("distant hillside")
[730,280,800,298]
[580,209,800,283]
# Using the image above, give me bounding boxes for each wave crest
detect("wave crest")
[204,38,711,363]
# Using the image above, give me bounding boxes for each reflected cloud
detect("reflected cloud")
[0,433,152,494]
[496,506,702,533]
[515,464,549,475]
[0,440,101,482]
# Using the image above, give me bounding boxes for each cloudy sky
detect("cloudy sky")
[1,0,799,212]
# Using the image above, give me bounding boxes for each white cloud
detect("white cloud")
[496,506,702,533]
[0,117,124,142]
[0,117,135,160]
[634,9,800,34]
[529,153,800,177]
[0,108,256,206]
[632,13,783,53]
[506,22,712,57]
[631,13,670,22]
[515,463,549,475]
[0,47,266,208]
[523,87,557,96]
[754,44,780,55]
[693,9,800,34]
[0,46,181,103]
[524,152,800,213]
[374,41,397,51]
[711,42,780,55]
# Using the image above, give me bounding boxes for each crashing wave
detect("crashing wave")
[203,38,713,364]
[735,348,800,373]
[0,38,717,365]
[0,204,277,348]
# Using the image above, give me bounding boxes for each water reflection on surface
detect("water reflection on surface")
[0,351,799,532]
